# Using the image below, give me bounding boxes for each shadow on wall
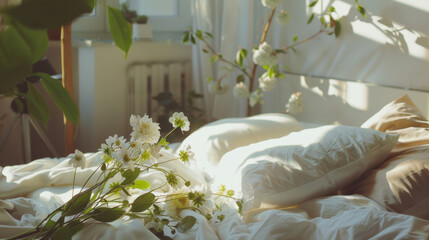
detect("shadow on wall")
[261,73,429,127]
[279,0,429,91]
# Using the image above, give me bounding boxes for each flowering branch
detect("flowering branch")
[183,0,367,117]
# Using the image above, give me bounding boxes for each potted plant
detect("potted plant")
[120,3,152,41]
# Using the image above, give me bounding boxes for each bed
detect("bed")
[1,94,429,239]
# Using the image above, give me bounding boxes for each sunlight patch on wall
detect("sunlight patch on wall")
[393,0,429,13]
[351,18,428,61]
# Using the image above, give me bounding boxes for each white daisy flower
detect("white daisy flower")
[112,146,138,170]
[178,144,194,163]
[105,135,127,150]
[149,144,162,164]
[128,140,143,153]
[68,150,86,169]
[169,112,190,132]
[233,82,249,99]
[130,114,160,145]
[164,187,190,217]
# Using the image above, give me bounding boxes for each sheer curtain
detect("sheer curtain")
[190,0,258,119]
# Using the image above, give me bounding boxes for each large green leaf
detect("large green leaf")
[107,6,132,57]
[132,180,151,190]
[130,192,155,212]
[51,226,72,240]
[0,17,48,92]
[176,216,196,233]
[38,73,79,126]
[63,189,92,216]
[121,168,141,186]
[92,207,125,222]
[1,0,94,29]
[25,83,50,126]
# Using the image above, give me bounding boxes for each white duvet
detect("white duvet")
[0,151,428,240]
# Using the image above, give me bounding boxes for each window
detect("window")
[72,0,192,41]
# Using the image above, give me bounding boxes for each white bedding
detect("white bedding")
[1,150,428,239]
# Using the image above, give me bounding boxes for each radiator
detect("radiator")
[125,61,192,125]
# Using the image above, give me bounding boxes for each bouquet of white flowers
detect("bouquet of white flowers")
[8,112,240,240]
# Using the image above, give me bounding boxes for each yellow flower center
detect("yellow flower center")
[138,123,150,135]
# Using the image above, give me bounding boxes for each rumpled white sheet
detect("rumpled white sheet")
[1,152,429,239]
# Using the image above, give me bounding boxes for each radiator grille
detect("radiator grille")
[126,61,192,126]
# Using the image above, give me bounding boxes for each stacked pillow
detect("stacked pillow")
[344,95,429,219]
[179,113,303,180]
[213,125,398,210]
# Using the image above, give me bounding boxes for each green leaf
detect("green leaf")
[132,180,151,190]
[176,216,196,233]
[308,0,319,7]
[51,226,72,240]
[131,192,155,212]
[25,83,50,126]
[334,20,342,37]
[63,189,92,216]
[107,6,132,58]
[235,51,243,67]
[329,6,336,12]
[0,17,48,91]
[190,35,196,44]
[211,55,219,63]
[195,30,203,40]
[153,204,162,215]
[206,77,213,83]
[357,5,366,18]
[236,200,243,213]
[92,207,125,222]
[293,36,298,42]
[39,73,79,126]
[307,13,315,24]
[121,168,141,186]
[2,0,94,29]
[241,49,248,58]
[182,31,189,44]
[204,32,213,39]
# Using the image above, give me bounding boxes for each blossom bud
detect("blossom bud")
[277,10,290,25]
[233,82,249,99]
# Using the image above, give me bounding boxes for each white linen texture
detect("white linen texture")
[214,125,399,210]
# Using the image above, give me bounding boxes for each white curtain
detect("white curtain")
[191,0,259,119]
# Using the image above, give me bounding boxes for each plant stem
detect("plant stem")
[281,28,325,53]
[72,167,77,196]
[247,7,277,116]
[201,38,252,80]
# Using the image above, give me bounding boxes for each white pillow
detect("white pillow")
[213,125,399,210]
[179,113,303,180]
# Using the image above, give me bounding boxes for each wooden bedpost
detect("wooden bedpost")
[61,24,75,155]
